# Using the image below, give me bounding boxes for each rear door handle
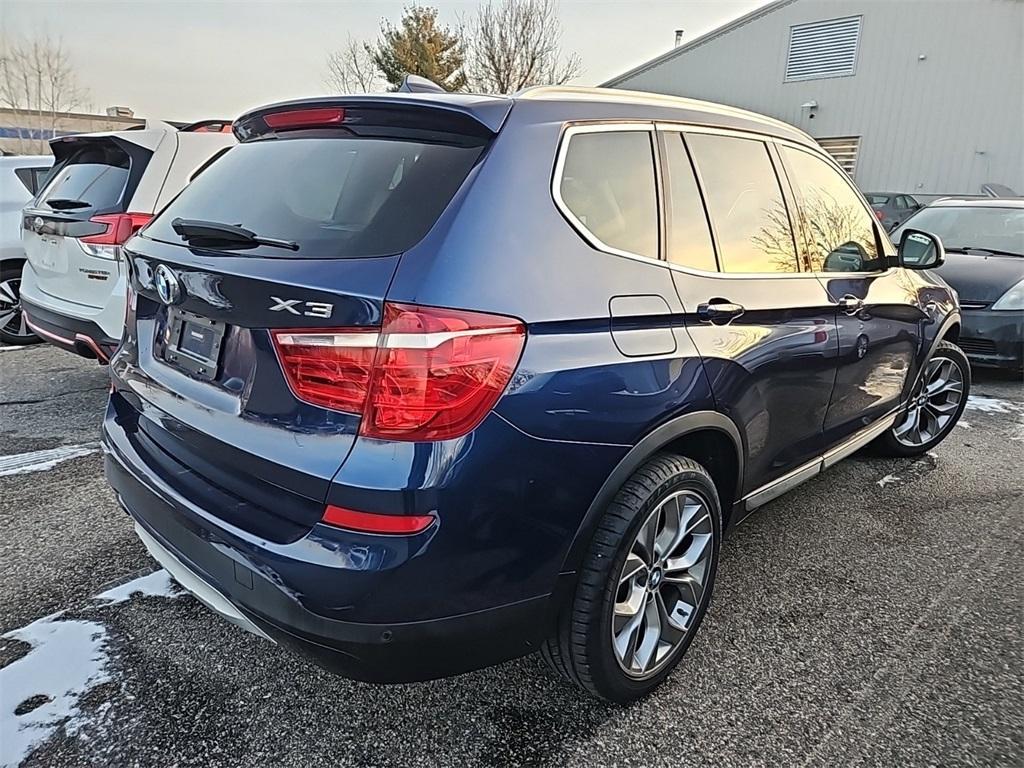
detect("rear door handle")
[838,294,864,315]
[697,299,745,324]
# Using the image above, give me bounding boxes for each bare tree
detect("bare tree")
[325,34,380,94]
[465,0,582,94]
[0,34,88,154]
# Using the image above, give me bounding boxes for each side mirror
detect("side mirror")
[898,228,945,269]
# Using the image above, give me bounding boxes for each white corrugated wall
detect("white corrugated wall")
[606,0,1024,196]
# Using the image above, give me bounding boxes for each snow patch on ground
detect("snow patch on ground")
[965,395,1022,414]
[0,616,110,767]
[94,569,180,605]
[877,474,901,488]
[0,569,182,766]
[0,444,99,478]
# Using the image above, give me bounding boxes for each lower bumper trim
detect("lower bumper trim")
[134,522,273,642]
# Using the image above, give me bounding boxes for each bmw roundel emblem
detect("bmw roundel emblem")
[154,264,183,305]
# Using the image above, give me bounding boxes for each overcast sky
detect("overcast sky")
[4,0,768,121]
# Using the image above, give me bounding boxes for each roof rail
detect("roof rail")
[179,119,234,133]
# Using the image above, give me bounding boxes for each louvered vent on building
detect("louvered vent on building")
[785,16,862,81]
[816,136,860,177]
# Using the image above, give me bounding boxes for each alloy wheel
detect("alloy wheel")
[893,354,965,447]
[0,276,34,341]
[611,490,715,679]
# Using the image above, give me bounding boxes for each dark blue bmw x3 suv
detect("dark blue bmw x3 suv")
[103,86,968,702]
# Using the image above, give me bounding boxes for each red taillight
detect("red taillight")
[263,108,345,130]
[270,303,526,442]
[80,212,153,245]
[364,303,525,441]
[874,209,885,222]
[321,505,434,535]
[271,329,378,413]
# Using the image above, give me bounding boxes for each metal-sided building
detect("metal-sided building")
[603,0,1023,196]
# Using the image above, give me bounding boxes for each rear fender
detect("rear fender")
[558,410,744,578]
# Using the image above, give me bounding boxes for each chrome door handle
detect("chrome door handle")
[697,300,745,324]
[838,294,864,315]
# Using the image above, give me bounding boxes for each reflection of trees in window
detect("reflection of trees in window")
[796,191,876,271]
[752,193,877,273]
[750,200,800,272]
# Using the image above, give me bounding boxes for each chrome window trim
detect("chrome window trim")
[551,120,902,283]
[551,122,660,263]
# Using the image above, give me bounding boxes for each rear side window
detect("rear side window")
[37,144,130,212]
[662,134,717,272]
[146,137,485,259]
[780,145,882,272]
[687,134,799,273]
[14,166,49,195]
[558,130,658,259]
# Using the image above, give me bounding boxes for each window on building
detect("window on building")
[559,130,658,259]
[815,136,860,178]
[686,133,799,274]
[781,145,882,272]
[662,133,717,272]
[785,16,862,82]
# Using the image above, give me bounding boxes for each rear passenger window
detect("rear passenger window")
[687,133,799,273]
[663,134,717,272]
[780,146,882,272]
[559,130,658,259]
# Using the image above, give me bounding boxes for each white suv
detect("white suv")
[1,154,53,344]
[20,120,234,360]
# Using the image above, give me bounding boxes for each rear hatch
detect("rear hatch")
[22,133,157,308]
[112,98,509,543]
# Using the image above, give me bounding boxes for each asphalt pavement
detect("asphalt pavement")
[1,343,1021,767]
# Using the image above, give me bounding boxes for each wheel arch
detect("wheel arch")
[559,411,744,577]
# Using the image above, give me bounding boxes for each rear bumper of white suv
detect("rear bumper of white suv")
[20,261,125,360]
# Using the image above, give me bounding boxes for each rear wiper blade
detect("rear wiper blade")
[170,218,299,251]
[946,246,1023,258]
[44,198,91,210]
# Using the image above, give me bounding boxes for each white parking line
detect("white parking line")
[0,444,99,478]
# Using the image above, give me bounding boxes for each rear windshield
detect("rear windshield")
[36,143,131,212]
[865,194,890,205]
[145,136,485,258]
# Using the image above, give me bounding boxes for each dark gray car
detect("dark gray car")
[893,198,1024,370]
[865,192,923,231]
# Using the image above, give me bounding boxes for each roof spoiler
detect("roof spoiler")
[233,94,512,141]
[178,119,234,133]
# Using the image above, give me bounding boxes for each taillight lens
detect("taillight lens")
[270,303,525,442]
[874,209,885,222]
[364,303,525,440]
[79,212,153,259]
[271,330,378,413]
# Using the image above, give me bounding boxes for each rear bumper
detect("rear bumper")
[21,295,119,361]
[102,398,571,682]
[18,260,126,348]
[960,309,1023,369]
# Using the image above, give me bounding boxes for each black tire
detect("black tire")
[0,262,40,345]
[873,340,971,457]
[541,454,722,703]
